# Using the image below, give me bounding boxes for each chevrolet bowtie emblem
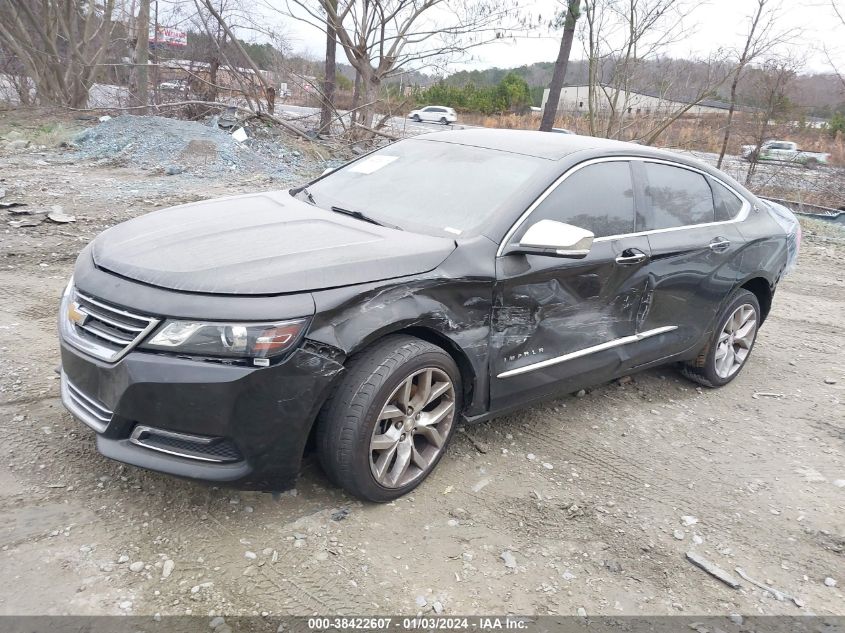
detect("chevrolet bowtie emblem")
[67,301,89,327]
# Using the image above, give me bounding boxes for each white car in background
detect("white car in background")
[408,106,457,125]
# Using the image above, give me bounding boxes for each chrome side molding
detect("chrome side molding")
[497,326,678,379]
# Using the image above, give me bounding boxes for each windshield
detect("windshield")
[301,139,545,236]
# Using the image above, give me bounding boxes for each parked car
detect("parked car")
[741,140,829,168]
[408,105,457,124]
[158,79,188,92]
[59,129,798,502]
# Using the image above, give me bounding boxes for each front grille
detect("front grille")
[61,372,113,433]
[130,425,242,463]
[64,289,159,362]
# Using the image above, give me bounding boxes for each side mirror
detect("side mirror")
[508,219,594,258]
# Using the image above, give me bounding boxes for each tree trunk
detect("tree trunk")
[540,1,580,132]
[134,0,150,110]
[350,70,361,126]
[319,0,337,135]
[716,72,741,168]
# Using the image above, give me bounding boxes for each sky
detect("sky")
[277,0,844,76]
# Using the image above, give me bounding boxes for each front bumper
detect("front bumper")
[59,338,345,490]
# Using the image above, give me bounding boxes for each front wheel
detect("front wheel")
[412,114,421,122]
[440,117,449,125]
[316,335,461,502]
[680,289,761,388]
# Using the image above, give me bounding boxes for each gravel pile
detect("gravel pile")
[71,114,302,178]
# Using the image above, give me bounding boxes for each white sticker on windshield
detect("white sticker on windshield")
[350,154,399,174]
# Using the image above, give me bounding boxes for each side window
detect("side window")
[519,162,635,239]
[710,179,744,221]
[639,163,715,230]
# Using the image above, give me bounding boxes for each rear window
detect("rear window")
[639,163,715,230]
[710,179,744,221]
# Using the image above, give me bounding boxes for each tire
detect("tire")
[440,117,448,125]
[680,289,760,388]
[804,158,819,170]
[412,114,421,122]
[316,335,461,502]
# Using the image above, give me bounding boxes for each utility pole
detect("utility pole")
[135,0,150,110]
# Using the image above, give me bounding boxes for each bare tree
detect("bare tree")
[715,0,794,168]
[319,0,338,134]
[275,0,519,134]
[743,57,799,185]
[580,0,698,139]
[132,0,151,109]
[0,0,118,107]
[540,0,582,132]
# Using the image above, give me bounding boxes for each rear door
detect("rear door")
[490,160,654,408]
[625,160,747,365]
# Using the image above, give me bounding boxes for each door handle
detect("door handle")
[615,251,648,265]
[709,237,731,252]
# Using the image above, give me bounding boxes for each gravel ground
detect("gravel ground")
[0,108,843,619]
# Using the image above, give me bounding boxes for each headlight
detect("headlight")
[140,318,308,366]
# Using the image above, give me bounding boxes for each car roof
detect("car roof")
[416,128,678,161]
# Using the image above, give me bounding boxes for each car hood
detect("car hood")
[91,191,456,295]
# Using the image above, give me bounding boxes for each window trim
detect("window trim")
[497,156,750,256]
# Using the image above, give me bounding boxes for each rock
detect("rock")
[729,614,743,625]
[685,551,741,589]
[824,577,836,587]
[47,206,75,223]
[561,570,576,580]
[433,601,444,614]
[415,595,427,607]
[165,165,185,176]
[119,600,132,610]
[244,551,257,560]
[449,507,470,520]
[331,508,349,521]
[447,519,459,527]
[692,534,704,545]
[575,389,586,398]
[501,550,518,569]
[603,560,622,573]
[681,515,698,526]
[834,480,845,488]
[526,453,536,461]
[162,559,175,578]
[117,554,129,564]
[824,378,837,385]
[673,529,685,540]
[576,607,587,617]
[129,561,144,572]
[542,462,554,470]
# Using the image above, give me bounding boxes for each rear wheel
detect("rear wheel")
[316,335,461,502]
[680,289,760,388]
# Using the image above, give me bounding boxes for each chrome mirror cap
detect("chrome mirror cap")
[519,219,594,257]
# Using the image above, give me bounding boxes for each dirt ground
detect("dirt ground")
[0,107,843,620]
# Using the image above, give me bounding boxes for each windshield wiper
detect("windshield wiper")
[330,206,402,231]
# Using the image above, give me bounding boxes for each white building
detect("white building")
[542,85,733,117]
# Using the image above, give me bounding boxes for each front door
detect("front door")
[489,160,653,409]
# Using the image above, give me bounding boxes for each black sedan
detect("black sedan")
[58,129,798,501]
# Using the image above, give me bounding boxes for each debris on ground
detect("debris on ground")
[70,114,316,179]
[685,552,741,589]
[734,566,804,606]
[501,550,518,569]
[752,392,785,399]
[47,206,75,223]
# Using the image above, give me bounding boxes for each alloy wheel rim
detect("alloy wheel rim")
[369,368,455,489]
[714,303,757,379]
